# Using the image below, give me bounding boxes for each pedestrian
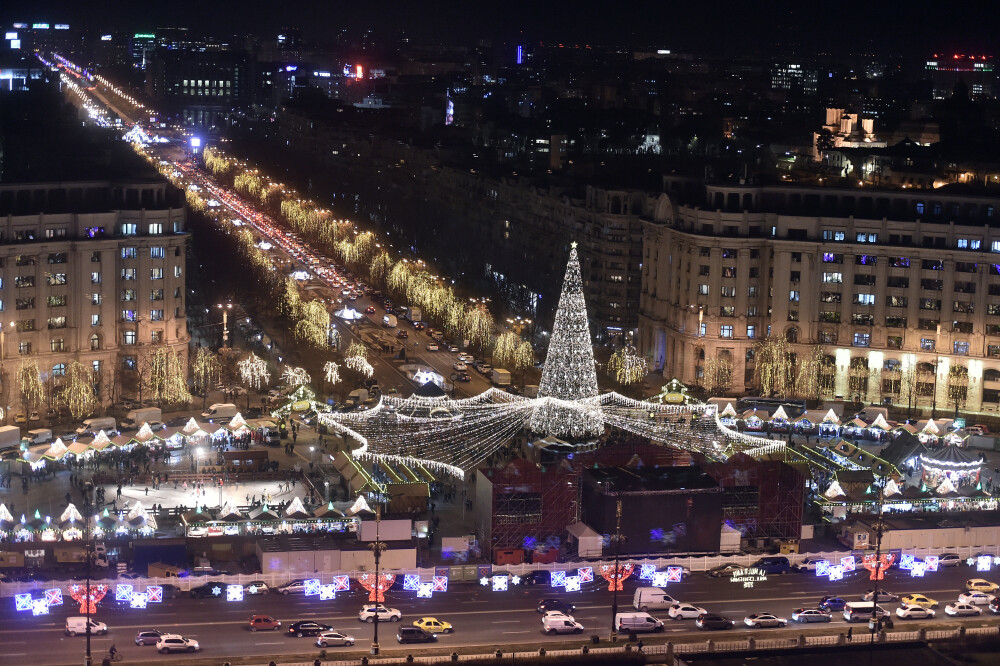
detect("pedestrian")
[847,627,853,642]
[145,487,149,496]
[637,639,644,653]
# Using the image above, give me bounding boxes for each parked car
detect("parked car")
[668,604,706,620]
[359,605,401,622]
[793,557,827,573]
[135,629,167,645]
[190,582,226,599]
[958,591,994,606]
[707,563,745,578]
[316,630,355,647]
[744,613,787,628]
[938,553,962,567]
[156,634,199,653]
[248,615,281,631]
[413,617,453,633]
[286,621,333,637]
[945,602,983,617]
[397,626,437,643]
[536,599,575,615]
[525,571,551,586]
[989,597,1000,614]
[791,609,831,623]
[426,343,439,351]
[696,613,735,630]
[861,589,898,602]
[277,579,308,595]
[819,596,848,612]
[896,604,935,619]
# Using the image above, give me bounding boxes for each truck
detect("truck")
[25,429,53,445]
[201,403,238,421]
[55,543,108,568]
[0,425,21,454]
[76,417,116,437]
[382,314,397,328]
[405,306,422,323]
[122,407,162,430]
[491,368,512,386]
[147,562,186,578]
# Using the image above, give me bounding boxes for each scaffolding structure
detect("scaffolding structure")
[701,452,804,540]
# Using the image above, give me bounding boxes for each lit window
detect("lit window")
[746,325,756,339]
[853,333,871,347]
[121,247,137,259]
[720,325,734,338]
[150,268,163,280]
[698,284,709,295]
[789,290,800,302]
[150,247,165,258]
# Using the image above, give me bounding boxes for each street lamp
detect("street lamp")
[608,495,626,642]
[216,303,233,347]
[932,324,941,418]
[369,502,388,655]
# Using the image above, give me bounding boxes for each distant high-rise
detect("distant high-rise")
[926,54,996,100]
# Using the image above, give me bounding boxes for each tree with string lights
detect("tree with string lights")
[529,243,603,439]
[752,336,794,398]
[282,366,311,388]
[344,342,374,379]
[190,347,221,409]
[61,361,97,421]
[608,345,648,387]
[294,300,331,349]
[148,348,191,406]
[238,353,271,410]
[16,359,44,417]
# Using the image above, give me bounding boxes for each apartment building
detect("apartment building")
[639,180,1000,415]
[0,180,188,406]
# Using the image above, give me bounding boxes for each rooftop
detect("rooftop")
[583,465,719,495]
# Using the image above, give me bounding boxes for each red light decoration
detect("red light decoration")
[862,553,895,580]
[599,563,634,591]
[68,584,108,614]
[357,573,395,602]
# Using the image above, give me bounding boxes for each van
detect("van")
[632,587,680,611]
[201,403,238,421]
[76,417,116,437]
[66,616,108,636]
[751,556,791,575]
[843,601,891,623]
[122,407,162,430]
[616,612,665,633]
[25,429,53,445]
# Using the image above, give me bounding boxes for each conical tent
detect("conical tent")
[183,417,202,435]
[529,243,604,438]
[60,503,83,524]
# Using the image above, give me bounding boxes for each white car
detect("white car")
[453,362,468,371]
[945,602,983,617]
[541,614,584,634]
[958,592,994,606]
[426,343,439,351]
[156,634,200,653]
[668,604,705,620]
[896,604,935,619]
[316,630,355,647]
[794,557,827,572]
[359,605,401,622]
[543,610,575,622]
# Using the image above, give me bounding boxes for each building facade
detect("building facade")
[0,180,188,408]
[639,179,1000,415]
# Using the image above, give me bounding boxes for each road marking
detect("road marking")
[493,620,520,624]
[501,631,531,634]
[254,641,283,645]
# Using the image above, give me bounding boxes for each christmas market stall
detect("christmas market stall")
[741,409,766,432]
[920,445,983,490]
[819,409,841,438]
[125,501,157,537]
[768,405,792,433]
[59,503,85,541]
[245,504,282,535]
[181,507,211,538]
[207,501,245,537]
[718,403,738,427]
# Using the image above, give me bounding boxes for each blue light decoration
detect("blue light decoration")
[910,561,927,577]
[899,554,915,570]
[924,556,939,573]
[116,584,134,602]
[45,589,63,606]
[130,591,148,609]
[403,574,420,592]
[578,567,594,583]
[828,565,844,582]
[492,575,508,592]
[815,560,831,577]
[522,536,537,551]
[304,579,321,596]
[226,585,244,602]
[319,584,336,601]
[516,45,523,65]
[32,599,49,616]
[840,556,856,572]
[639,564,656,580]
[564,576,581,592]
[332,575,350,592]
[651,572,669,587]
[417,582,434,599]
[551,570,567,588]
[14,593,32,612]
[432,576,448,592]
[649,529,666,543]
[146,586,163,603]
[667,566,684,582]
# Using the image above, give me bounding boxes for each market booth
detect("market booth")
[920,445,983,490]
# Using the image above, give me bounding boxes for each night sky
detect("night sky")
[1,0,995,54]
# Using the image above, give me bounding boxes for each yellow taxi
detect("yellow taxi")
[412,617,453,634]
[900,593,938,608]
[966,578,999,593]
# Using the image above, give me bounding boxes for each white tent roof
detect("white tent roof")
[0,503,13,523]
[566,521,600,539]
[771,405,790,421]
[285,496,308,516]
[720,403,738,417]
[823,408,840,424]
[60,503,83,523]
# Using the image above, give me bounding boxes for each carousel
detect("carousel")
[920,445,983,490]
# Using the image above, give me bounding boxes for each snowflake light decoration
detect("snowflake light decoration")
[432,576,448,592]
[492,575,508,592]
[116,584,134,602]
[639,564,656,580]
[578,567,593,583]
[319,584,336,601]
[828,565,844,582]
[44,589,63,606]
[403,574,420,592]
[666,566,684,582]
[551,570,567,587]
[511,575,521,586]
[977,555,992,572]
[899,554,915,570]
[14,594,32,612]
[332,575,350,591]
[815,560,831,577]
[417,582,434,599]
[32,599,49,616]
[924,556,939,573]
[130,591,148,609]
[227,585,244,602]
[479,577,489,586]
[564,576,581,592]
[652,572,669,587]
[840,556,856,572]
[304,579,321,596]
[910,561,927,577]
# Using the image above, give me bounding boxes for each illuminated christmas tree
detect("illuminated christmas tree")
[529,243,604,438]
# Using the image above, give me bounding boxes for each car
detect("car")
[316,630,355,647]
[819,596,848,612]
[164,417,188,428]
[966,578,999,592]
[413,617,453,634]
[449,345,459,352]
[707,563,745,578]
[458,353,475,363]
[28,411,40,422]
[190,581,226,599]
[277,579,308,595]
[668,604,706,620]
[365,306,376,314]
[793,557,828,573]
[696,613,735,630]
[744,613,787,628]
[791,609,832,623]
[861,589,899,602]
[455,372,472,382]
[958,591,994,606]
[156,634,200,653]
[286,621,333,637]
[248,615,281,631]
[14,413,26,424]
[541,614,584,635]
[989,597,1000,614]
[896,604,936,619]
[359,605,401,622]
[397,330,408,339]
[413,322,425,330]
[938,553,962,567]
[537,599,575,615]
[135,629,167,645]
[397,626,437,643]
[453,362,468,371]
[900,594,938,608]
[146,420,165,431]
[479,364,493,375]
[426,343,439,351]
[945,602,983,617]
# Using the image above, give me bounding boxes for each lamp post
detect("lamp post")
[608,496,626,642]
[369,502,388,655]
[868,475,887,666]
[931,324,941,418]
[216,303,233,347]
[83,497,93,666]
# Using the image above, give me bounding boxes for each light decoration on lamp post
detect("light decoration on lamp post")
[281,366,310,387]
